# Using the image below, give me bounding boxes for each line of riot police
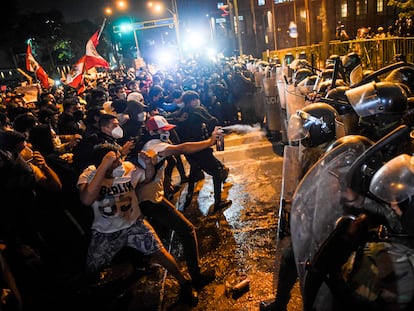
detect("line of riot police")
[261,51,414,311]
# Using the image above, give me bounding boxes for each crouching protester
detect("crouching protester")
[77,143,198,305]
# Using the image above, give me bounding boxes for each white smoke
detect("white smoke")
[222,123,262,134]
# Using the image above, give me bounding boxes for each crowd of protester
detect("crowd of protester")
[0,55,270,309]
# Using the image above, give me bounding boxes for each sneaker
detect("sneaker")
[259,298,288,311]
[191,268,216,290]
[178,282,198,306]
[213,199,232,213]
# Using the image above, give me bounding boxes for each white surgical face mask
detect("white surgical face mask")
[137,112,146,122]
[112,165,125,177]
[177,103,184,108]
[160,131,170,142]
[111,126,124,139]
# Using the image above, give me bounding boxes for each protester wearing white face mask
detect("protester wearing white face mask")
[72,113,135,174]
[118,100,148,165]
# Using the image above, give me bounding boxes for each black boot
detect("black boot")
[178,281,199,306]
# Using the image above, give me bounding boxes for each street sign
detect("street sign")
[113,18,175,33]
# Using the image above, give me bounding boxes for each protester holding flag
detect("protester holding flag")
[26,40,50,89]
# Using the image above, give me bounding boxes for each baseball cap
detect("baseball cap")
[127,92,145,104]
[146,115,176,131]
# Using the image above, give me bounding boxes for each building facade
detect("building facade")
[211,0,397,57]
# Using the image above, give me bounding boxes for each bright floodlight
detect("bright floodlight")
[185,31,204,49]
[156,49,178,67]
[120,23,133,33]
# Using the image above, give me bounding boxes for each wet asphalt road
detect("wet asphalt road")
[120,125,303,311]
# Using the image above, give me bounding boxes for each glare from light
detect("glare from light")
[148,1,163,14]
[120,23,133,33]
[104,7,113,15]
[154,49,179,67]
[207,48,216,56]
[54,80,61,86]
[184,31,205,49]
[154,3,163,12]
[116,0,128,11]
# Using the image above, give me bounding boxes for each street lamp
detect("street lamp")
[148,1,182,59]
[105,1,142,60]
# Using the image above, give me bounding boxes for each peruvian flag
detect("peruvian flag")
[85,30,109,70]
[26,41,50,89]
[66,56,86,89]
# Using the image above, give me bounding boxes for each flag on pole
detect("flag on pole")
[66,56,86,89]
[26,40,50,89]
[85,30,109,70]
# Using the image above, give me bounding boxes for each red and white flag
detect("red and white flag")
[66,56,86,89]
[26,41,50,89]
[85,30,109,70]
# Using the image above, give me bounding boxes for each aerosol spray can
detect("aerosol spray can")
[231,278,250,299]
[216,127,225,151]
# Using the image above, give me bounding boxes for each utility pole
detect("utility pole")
[271,0,277,50]
[233,0,244,56]
[321,0,329,65]
[249,0,259,56]
[304,0,311,46]
[227,0,237,54]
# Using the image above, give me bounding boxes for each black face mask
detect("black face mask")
[73,110,84,122]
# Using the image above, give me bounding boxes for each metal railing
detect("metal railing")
[263,37,414,70]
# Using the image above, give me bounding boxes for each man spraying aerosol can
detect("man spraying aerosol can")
[216,127,225,151]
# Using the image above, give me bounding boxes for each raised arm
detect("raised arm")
[79,151,117,206]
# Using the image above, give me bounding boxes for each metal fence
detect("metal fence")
[263,37,414,70]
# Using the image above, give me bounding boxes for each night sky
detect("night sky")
[18,0,219,24]
[18,0,103,23]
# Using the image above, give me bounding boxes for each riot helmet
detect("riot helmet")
[293,68,313,87]
[385,66,414,96]
[342,52,363,85]
[369,154,414,204]
[317,79,347,94]
[325,86,350,103]
[326,54,339,69]
[342,52,361,73]
[346,81,408,117]
[321,68,334,81]
[325,135,373,154]
[288,102,343,147]
[346,81,408,140]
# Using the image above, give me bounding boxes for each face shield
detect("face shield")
[287,109,345,143]
[369,154,414,203]
[345,81,383,117]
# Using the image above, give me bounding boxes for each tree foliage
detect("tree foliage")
[388,0,414,18]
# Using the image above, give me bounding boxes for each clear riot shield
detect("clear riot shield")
[291,125,413,311]
[290,138,371,297]
[278,144,302,240]
[285,84,306,121]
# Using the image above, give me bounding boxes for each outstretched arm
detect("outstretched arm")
[158,127,223,157]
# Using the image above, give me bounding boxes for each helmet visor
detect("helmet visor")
[287,110,332,142]
[287,113,308,142]
[345,81,381,117]
[369,154,414,203]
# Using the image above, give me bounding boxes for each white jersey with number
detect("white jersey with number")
[77,161,145,233]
